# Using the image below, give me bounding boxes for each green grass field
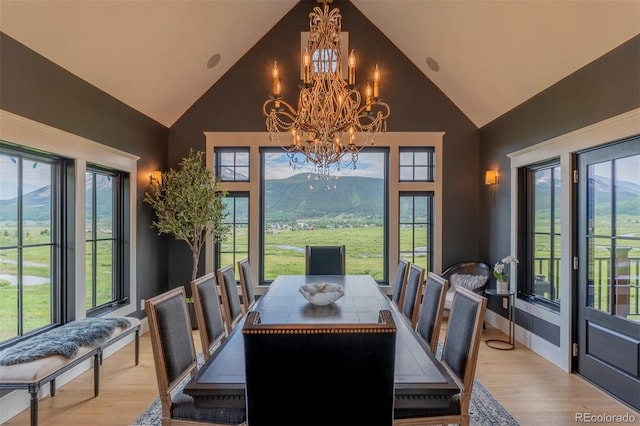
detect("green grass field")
[1,216,638,340]
[0,223,115,340]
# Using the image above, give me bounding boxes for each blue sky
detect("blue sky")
[264,150,384,180]
[0,155,51,200]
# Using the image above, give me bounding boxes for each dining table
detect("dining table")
[183,274,459,411]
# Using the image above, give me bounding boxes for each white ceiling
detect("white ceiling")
[1,0,638,128]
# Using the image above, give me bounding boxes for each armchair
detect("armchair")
[440,261,491,312]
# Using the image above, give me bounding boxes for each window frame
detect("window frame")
[259,146,389,283]
[399,147,435,182]
[399,191,434,273]
[206,132,444,289]
[517,159,561,310]
[0,110,139,346]
[215,191,249,278]
[0,144,64,342]
[84,165,129,316]
[215,147,250,182]
[507,109,640,372]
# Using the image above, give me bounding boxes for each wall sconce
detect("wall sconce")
[149,170,162,185]
[485,170,498,185]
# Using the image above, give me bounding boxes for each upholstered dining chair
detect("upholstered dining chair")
[305,245,346,275]
[243,310,397,426]
[216,265,243,331]
[190,272,227,361]
[401,263,425,328]
[237,258,256,314]
[415,272,449,354]
[145,287,246,425]
[391,258,411,308]
[394,287,487,425]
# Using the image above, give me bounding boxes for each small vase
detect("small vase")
[496,280,508,293]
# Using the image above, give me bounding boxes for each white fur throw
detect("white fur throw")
[0,317,131,365]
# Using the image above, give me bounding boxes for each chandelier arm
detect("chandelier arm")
[263,1,390,178]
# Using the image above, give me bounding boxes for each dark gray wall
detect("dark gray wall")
[479,35,640,322]
[168,0,481,286]
[0,32,170,318]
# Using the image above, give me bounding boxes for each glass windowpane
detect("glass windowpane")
[86,173,94,241]
[0,248,18,340]
[95,174,113,237]
[399,152,413,166]
[414,167,428,181]
[590,162,612,236]
[96,240,114,306]
[22,246,52,333]
[399,168,413,181]
[263,151,385,280]
[587,237,611,313]
[414,152,428,166]
[0,155,18,246]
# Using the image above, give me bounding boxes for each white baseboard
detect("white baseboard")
[0,318,149,424]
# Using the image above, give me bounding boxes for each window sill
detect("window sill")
[515,294,561,326]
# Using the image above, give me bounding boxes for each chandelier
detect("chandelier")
[263,1,391,177]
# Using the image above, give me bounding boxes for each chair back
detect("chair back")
[237,258,256,313]
[416,272,449,353]
[441,287,487,415]
[145,287,198,419]
[243,310,397,426]
[191,272,227,361]
[305,245,346,275]
[392,259,410,307]
[217,264,243,331]
[401,263,425,328]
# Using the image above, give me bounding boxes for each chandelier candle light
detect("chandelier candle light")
[263,1,391,177]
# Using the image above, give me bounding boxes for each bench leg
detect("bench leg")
[50,378,56,397]
[94,352,100,397]
[135,329,140,366]
[28,384,39,426]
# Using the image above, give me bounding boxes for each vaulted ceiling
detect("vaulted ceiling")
[1,0,638,128]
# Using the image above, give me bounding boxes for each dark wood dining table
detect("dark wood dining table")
[183,274,459,410]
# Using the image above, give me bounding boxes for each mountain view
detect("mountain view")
[264,173,384,222]
[0,181,113,222]
[1,174,639,222]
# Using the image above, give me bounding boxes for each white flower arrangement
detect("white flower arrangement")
[492,255,519,281]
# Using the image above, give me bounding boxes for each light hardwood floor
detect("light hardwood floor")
[3,323,638,425]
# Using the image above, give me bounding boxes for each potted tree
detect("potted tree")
[144,148,229,327]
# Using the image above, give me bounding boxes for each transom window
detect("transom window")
[399,147,434,181]
[215,147,249,182]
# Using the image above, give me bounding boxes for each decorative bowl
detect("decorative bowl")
[299,282,344,306]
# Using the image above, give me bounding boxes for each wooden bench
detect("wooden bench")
[0,317,140,426]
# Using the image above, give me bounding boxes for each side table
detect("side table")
[484,289,515,350]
